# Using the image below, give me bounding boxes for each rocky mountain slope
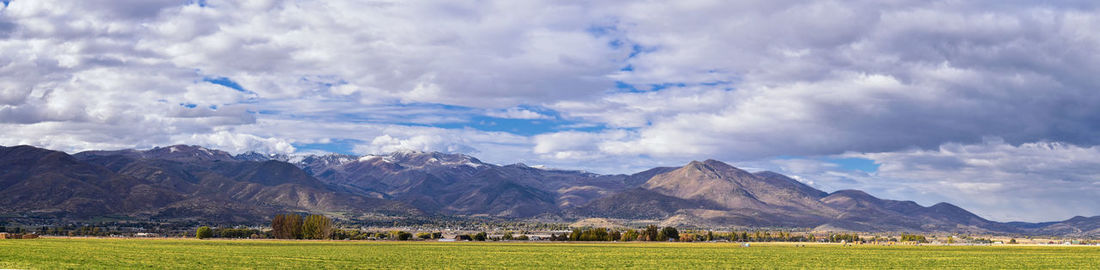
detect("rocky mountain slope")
[260,150,637,217]
[576,159,1017,233]
[1,145,417,223]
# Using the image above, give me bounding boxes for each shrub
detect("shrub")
[395,231,413,241]
[196,226,213,239]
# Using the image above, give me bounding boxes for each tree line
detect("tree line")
[270,213,334,239]
[548,226,817,242]
[549,226,682,241]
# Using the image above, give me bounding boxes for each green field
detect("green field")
[2,238,1099,269]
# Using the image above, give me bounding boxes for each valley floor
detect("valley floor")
[2,238,1098,269]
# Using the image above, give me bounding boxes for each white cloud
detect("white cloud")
[176,130,296,154]
[485,108,552,120]
[358,134,474,154]
[743,139,1100,222]
[3,0,1100,222]
[545,1,1100,162]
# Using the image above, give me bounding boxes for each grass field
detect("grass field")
[2,238,1099,269]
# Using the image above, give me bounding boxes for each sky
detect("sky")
[2,0,1100,222]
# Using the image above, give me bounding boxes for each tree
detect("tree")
[474,232,487,241]
[196,226,213,239]
[644,225,659,241]
[621,229,638,242]
[215,227,261,239]
[431,232,443,239]
[417,232,433,239]
[900,233,928,243]
[502,231,514,240]
[301,215,333,240]
[394,231,412,240]
[272,214,304,239]
[1009,238,1017,244]
[658,227,679,241]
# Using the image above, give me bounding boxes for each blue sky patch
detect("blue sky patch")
[827,157,880,173]
[293,139,362,155]
[615,81,641,92]
[649,82,687,91]
[586,24,617,37]
[628,44,656,58]
[614,81,691,93]
[203,76,249,93]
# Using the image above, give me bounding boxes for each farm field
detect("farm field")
[2,238,1099,269]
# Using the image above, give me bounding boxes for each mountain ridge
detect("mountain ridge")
[1,144,1096,236]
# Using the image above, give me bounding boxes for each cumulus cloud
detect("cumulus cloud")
[3,0,1100,221]
[543,1,1100,163]
[857,139,1100,222]
[176,130,296,154]
[742,139,1100,222]
[137,0,627,106]
[358,134,477,154]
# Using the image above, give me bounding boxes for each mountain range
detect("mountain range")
[1,144,1097,236]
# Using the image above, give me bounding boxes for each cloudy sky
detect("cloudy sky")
[3,0,1100,222]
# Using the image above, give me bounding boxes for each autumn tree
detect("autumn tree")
[644,225,659,241]
[301,215,333,240]
[272,214,304,239]
[621,229,639,242]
